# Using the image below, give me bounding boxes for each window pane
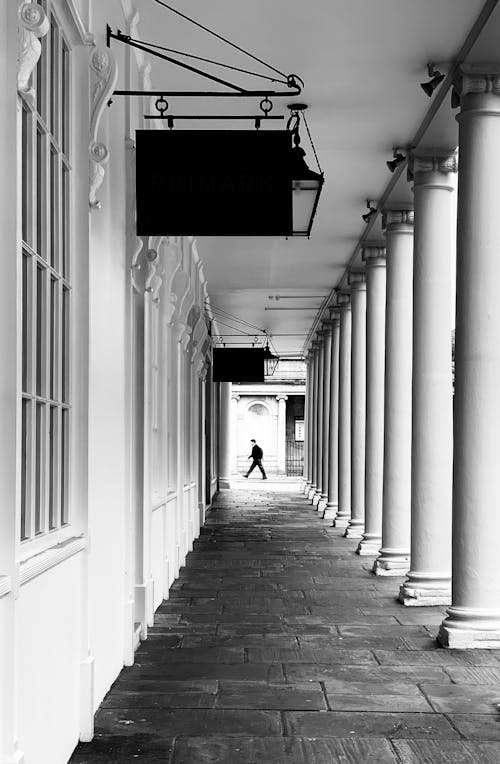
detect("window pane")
[21,398,29,540]
[62,286,69,402]
[50,20,59,140]
[50,276,57,399]
[35,402,43,534]
[50,149,58,268]
[22,107,30,244]
[61,408,68,525]
[36,264,44,397]
[62,166,69,279]
[36,128,44,257]
[49,405,58,529]
[22,253,30,393]
[36,33,46,120]
[62,40,69,154]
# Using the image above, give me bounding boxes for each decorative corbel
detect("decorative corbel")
[89,47,118,209]
[131,236,148,294]
[17,3,49,108]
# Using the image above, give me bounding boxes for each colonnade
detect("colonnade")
[303,64,500,649]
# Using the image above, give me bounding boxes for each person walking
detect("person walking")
[244,439,267,479]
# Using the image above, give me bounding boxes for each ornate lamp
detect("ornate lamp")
[288,104,324,237]
[263,342,279,376]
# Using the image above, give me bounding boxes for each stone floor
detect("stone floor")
[71,482,500,763]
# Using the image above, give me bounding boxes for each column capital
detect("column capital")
[328,305,341,323]
[337,291,351,310]
[231,393,241,401]
[322,318,334,336]
[362,243,386,266]
[460,63,500,97]
[276,394,288,402]
[382,207,414,231]
[348,270,367,290]
[409,149,458,182]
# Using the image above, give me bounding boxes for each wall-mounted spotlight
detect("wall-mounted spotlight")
[362,199,377,224]
[387,149,406,173]
[420,63,445,97]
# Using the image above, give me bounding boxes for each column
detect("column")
[312,331,325,506]
[399,149,455,606]
[439,65,500,647]
[374,209,414,576]
[303,356,311,493]
[230,393,240,475]
[335,294,352,528]
[358,246,387,555]
[218,382,232,489]
[308,342,319,500]
[319,321,333,513]
[345,273,367,538]
[276,394,288,474]
[325,308,341,520]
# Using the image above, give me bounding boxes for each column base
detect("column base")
[302,481,312,495]
[219,478,231,489]
[344,522,364,539]
[437,607,500,649]
[317,496,328,515]
[398,571,451,606]
[307,486,317,501]
[323,502,338,521]
[356,535,381,556]
[334,513,350,529]
[373,549,410,576]
[311,492,322,506]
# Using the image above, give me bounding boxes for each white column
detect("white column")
[218,382,232,489]
[399,150,456,606]
[319,321,333,513]
[325,309,340,520]
[335,295,352,528]
[439,65,500,647]
[276,394,288,474]
[303,356,311,493]
[230,393,240,474]
[345,273,367,538]
[308,342,319,500]
[374,209,414,576]
[312,331,325,506]
[358,246,387,555]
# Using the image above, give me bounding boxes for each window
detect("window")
[20,4,71,541]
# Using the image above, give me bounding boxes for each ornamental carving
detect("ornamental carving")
[409,150,458,178]
[89,47,118,208]
[382,209,414,230]
[17,2,49,107]
[460,64,500,98]
[362,245,386,264]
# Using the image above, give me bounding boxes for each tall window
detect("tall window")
[21,4,71,541]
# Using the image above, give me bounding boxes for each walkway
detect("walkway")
[72,483,500,763]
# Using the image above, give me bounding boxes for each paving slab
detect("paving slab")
[170,735,398,763]
[70,485,500,763]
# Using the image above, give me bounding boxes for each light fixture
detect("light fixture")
[387,149,406,173]
[420,63,445,97]
[362,199,377,224]
[263,341,279,376]
[287,104,325,237]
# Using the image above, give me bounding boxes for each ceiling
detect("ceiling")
[136,0,499,358]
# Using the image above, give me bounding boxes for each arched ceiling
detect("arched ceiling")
[135,0,499,357]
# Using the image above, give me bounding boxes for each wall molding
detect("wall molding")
[65,0,95,45]
[19,535,86,586]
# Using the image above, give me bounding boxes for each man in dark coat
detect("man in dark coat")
[244,439,267,479]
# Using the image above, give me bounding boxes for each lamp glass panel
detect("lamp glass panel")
[292,179,321,235]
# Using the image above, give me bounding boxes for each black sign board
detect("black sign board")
[213,348,264,383]
[136,130,293,236]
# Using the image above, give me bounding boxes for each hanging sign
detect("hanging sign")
[135,130,293,236]
[213,348,264,383]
